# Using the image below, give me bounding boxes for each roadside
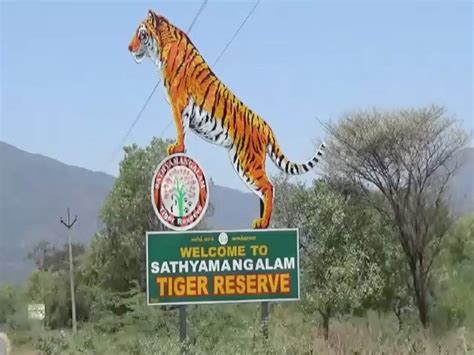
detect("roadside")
[0,333,11,355]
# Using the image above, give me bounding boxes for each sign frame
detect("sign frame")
[146,228,300,306]
[27,303,46,320]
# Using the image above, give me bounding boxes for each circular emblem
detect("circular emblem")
[218,232,228,245]
[151,154,209,231]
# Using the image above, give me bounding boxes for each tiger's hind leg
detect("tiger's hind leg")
[252,181,273,229]
[229,149,273,229]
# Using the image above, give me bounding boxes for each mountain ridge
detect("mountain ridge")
[0,142,258,284]
[1,142,472,285]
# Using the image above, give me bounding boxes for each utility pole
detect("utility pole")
[60,208,78,334]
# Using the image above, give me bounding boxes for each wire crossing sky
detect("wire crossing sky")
[1,2,472,192]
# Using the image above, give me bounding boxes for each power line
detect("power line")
[212,0,261,67]
[159,0,261,137]
[187,0,208,33]
[109,82,161,162]
[106,0,208,168]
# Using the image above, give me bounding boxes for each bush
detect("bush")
[34,331,70,355]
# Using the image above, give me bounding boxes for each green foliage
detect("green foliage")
[271,173,307,229]
[25,256,93,329]
[352,199,412,327]
[34,331,70,355]
[0,284,31,333]
[324,106,468,327]
[85,137,213,294]
[28,241,85,272]
[272,176,392,337]
[14,305,473,354]
[0,284,18,324]
[432,214,474,331]
[298,182,384,333]
[26,270,69,328]
[85,138,171,293]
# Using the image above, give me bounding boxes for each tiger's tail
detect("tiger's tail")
[267,132,325,175]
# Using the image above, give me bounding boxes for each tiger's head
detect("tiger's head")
[128,10,165,65]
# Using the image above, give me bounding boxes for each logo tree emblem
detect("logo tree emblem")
[171,174,196,217]
[152,155,208,230]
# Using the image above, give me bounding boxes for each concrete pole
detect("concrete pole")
[60,208,77,334]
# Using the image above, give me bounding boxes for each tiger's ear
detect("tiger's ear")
[147,9,157,25]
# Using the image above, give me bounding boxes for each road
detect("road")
[0,333,10,355]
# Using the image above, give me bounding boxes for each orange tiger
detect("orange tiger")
[128,10,325,229]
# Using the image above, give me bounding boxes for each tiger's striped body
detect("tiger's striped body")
[129,10,325,229]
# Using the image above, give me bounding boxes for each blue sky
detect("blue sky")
[1,1,472,192]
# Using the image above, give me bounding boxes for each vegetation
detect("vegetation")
[272,177,388,339]
[1,106,473,354]
[86,138,171,293]
[323,105,469,327]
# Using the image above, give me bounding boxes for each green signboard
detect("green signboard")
[146,229,299,305]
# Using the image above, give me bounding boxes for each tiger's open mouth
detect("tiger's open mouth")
[131,49,146,63]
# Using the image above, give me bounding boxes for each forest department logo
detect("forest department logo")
[151,154,209,231]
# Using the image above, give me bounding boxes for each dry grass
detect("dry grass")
[270,305,473,354]
[311,317,472,354]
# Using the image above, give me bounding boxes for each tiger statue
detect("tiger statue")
[128,9,325,229]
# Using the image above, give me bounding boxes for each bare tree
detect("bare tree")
[323,105,469,327]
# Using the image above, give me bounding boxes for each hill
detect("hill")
[448,147,474,216]
[0,142,471,284]
[0,142,257,284]
[0,142,115,284]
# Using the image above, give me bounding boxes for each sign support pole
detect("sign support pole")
[259,201,270,341]
[179,305,188,354]
[161,223,189,354]
[261,302,269,340]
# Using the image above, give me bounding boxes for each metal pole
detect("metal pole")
[179,305,188,354]
[259,201,269,341]
[60,208,78,334]
[261,302,269,340]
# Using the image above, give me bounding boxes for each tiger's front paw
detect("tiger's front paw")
[252,217,270,230]
[166,143,185,156]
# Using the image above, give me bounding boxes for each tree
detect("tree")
[272,177,384,339]
[270,173,307,229]
[28,241,85,272]
[433,213,474,330]
[323,105,469,327]
[0,284,19,324]
[358,205,412,329]
[85,138,171,292]
[85,137,213,293]
[325,178,412,329]
[25,246,92,328]
[0,284,30,332]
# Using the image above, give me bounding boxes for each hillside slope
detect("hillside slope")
[0,142,115,283]
[1,142,471,284]
[0,142,258,284]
